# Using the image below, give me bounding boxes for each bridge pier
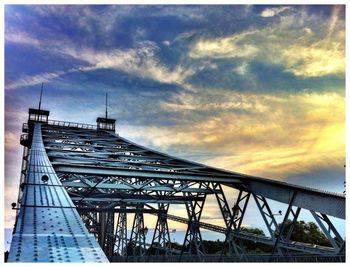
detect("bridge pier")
[219,189,250,258]
[149,203,171,256]
[114,206,128,256]
[129,204,148,258]
[180,183,207,260]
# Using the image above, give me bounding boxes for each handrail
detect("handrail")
[47,119,97,130]
[159,213,335,254]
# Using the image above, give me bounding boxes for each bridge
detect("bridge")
[7,106,345,262]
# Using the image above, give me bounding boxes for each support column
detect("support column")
[129,205,147,257]
[99,212,107,248]
[218,188,250,258]
[102,212,115,259]
[114,208,128,257]
[80,211,99,239]
[180,183,206,260]
[149,203,171,255]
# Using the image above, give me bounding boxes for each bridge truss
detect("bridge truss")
[8,108,345,262]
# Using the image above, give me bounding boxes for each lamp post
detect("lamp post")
[272,210,283,216]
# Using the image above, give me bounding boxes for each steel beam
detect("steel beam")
[180,183,207,260]
[219,190,250,258]
[271,191,297,256]
[53,163,243,184]
[128,204,147,257]
[310,211,344,253]
[62,180,217,193]
[114,207,128,256]
[149,203,171,256]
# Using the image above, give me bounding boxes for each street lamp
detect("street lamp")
[272,210,282,216]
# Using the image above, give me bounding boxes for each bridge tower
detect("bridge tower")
[8,106,345,262]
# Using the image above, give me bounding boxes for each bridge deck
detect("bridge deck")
[8,124,108,263]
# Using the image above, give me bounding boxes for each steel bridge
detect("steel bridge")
[8,107,345,262]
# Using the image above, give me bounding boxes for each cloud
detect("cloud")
[327,5,343,39]
[5,29,195,89]
[121,89,345,180]
[66,44,195,86]
[278,38,345,77]
[189,30,259,59]
[233,61,249,75]
[189,7,345,77]
[5,71,63,90]
[260,6,292,17]
[5,31,40,46]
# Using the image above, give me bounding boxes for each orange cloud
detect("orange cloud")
[122,90,345,180]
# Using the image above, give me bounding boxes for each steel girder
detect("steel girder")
[129,204,147,257]
[310,211,345,253]
[23,121,343,261]
[114,208,127,256]
[148,203,172,256]
[41,125,344,220]
[52,163,345,219]
[217,188,250,258]
[99,212,115,259]
[180,183,207,260]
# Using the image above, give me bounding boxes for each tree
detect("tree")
[240,227,272,253]
[202,239,224,254]
[278,220,331,247]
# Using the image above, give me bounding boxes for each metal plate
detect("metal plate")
[8,123,109,262]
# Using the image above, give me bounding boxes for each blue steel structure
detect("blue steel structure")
[8,116,108,262]
[8,107,345,262]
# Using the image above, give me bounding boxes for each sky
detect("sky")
[4,4,346,249]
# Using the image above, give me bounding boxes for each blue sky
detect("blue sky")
[4,5,345,245]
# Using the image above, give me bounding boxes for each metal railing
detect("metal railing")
[47,120,97,130]
[117,253,345,262]
[159,213,335,254]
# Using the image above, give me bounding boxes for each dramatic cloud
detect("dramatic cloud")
[190,6,345,77]
[5,32,194,89]
[5,5,345,239]
[122,89,345,179]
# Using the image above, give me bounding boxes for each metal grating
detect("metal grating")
[8,123,109,262]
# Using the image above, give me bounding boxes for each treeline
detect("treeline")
[127,220,332,255]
